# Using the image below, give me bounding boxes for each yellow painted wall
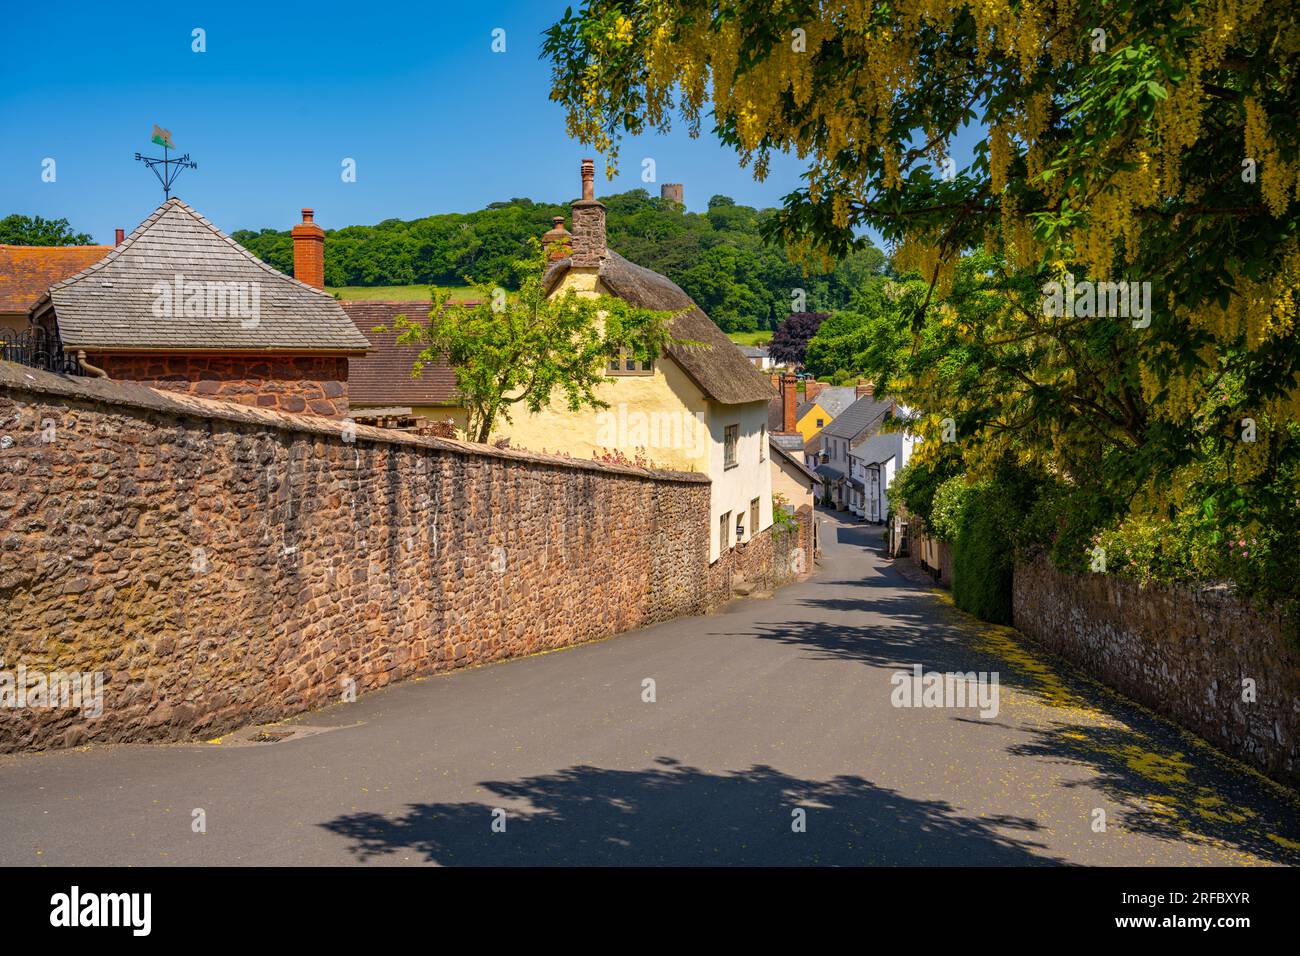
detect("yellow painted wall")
[492,264,775,562]
[492,268,711,473]
[349,404,469,431]
[795,401,831,442]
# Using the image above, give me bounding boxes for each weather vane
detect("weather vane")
[134,125,197,199]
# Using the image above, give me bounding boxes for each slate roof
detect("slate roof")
[804,385,858,421]
[341,301,461,406]
[739,345,768,359]
[820,393,895,441]
[35,198,370,353]
[544,250,774,406]
[0,244,114,314]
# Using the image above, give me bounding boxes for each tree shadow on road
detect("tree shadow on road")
[739,559,1300,866]
[319,757,1056,866]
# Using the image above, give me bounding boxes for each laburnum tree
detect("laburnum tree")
[544,1,1300,609]
[387,242,676,443]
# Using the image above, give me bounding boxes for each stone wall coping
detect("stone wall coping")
[0,361,709,485]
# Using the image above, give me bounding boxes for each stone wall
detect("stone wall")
[0,364,712,752]
[88,353,349,417]
[1013,556,1300,786]
[704,522,806,607]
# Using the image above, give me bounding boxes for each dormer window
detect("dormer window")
[608,349,654,375]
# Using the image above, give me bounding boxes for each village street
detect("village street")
[1,510,1297,866]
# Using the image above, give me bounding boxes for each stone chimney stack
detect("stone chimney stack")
[542,215,572,261]
[570,159,607,268]
[856,380,875,399]
[660,183,684,205]
[782,373,798,432]
[292,208,325,289]
[114,228,125,246]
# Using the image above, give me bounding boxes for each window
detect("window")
[750,497,760,538]
[816,418,824,428]
[719,511,731,553]
[724,424,739,468]
[759,425,766,461]
[608,349,654,375]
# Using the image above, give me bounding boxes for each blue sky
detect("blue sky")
[0,1,979,246]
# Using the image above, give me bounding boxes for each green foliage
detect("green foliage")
[386,241,676,443]
[0,214,93,246]
[951,483,1018,626]
[541,0,1300,626]
[772,496,799,532]
[887,454,961,527]
[929,476,975,544]
[232,192,884,334]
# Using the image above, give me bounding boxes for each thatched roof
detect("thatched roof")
[544,250,775,406]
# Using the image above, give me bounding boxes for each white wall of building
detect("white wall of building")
[707,399,774,562]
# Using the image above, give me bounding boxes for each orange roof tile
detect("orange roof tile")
[0,244,114,314]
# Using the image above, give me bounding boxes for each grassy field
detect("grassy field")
[327,285,480,303]
[726,330,772,346]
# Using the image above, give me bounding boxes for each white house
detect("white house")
[849,412,917,523]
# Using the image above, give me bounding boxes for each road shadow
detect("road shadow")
[740,546,1300,866]
[319,757,1056,866]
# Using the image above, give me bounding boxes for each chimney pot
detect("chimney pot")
[542,215,573,261]
[781,373,798,433]
[570,159,607,267]
[114,228,125,246]
[292,207,326,289]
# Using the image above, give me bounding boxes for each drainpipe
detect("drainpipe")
[76,351,108,379]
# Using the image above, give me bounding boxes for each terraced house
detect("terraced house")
[495,161,777,564]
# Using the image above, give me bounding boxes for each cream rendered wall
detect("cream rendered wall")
[492,267,711,473]
[772,456,814,510]
[707,398,773,562]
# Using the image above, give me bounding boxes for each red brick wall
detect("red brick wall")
[90,354,349,417]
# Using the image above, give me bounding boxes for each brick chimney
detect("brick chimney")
[542,215,572,261]
[292,208,325,289]
[114,228,125,246]
[570,159,607,268]
[781,373,798,432]
[856,380,875,399]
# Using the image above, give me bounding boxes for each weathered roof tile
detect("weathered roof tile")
[36,198,369,354]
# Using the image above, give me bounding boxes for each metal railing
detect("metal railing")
[0,326,81,375]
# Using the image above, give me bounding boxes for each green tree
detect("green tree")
[0,214,93,246]
[388,242,678,443]
[542,0,1300,618]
